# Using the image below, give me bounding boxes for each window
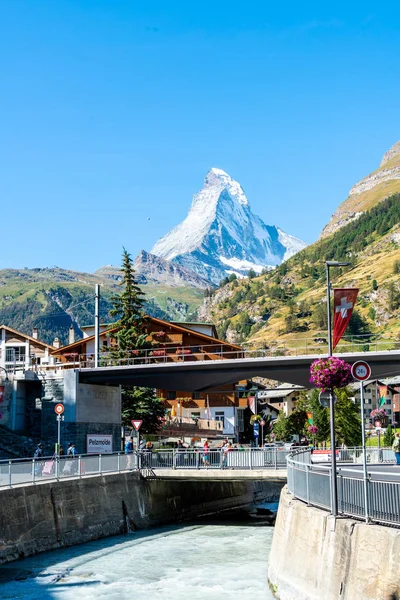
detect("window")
[387,409,392,415]
[191,411,200,419]
[6,346,26,363]
[215,411,225,427]
[167,391,176,400]
[191,392,201,400]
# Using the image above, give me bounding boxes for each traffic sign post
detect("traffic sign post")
[260,419,266,447]
[54,404,65,479]
[131,420,143,452]
[352,360,371,523]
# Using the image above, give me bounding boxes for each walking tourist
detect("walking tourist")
[34,443,44,476]
[392,433,400,465]
[202,440,210,467]
[125,436,134,469]
[177,439,184,466]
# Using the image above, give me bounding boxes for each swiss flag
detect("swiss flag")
[333,288,359,350]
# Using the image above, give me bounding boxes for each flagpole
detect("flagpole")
[325,260,351,518]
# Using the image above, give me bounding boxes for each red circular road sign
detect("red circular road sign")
[54,403,65,415]
[351,361,371,382]
[260,420,266,427]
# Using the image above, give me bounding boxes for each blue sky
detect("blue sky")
[1,0,400,272]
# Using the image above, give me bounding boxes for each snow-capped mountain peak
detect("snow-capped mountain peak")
[203,168,249,206]
[151,168,306,284]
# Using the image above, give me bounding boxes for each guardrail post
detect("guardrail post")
[306,464,310,506]
[117,452,120,472]
[274,448,278,470]
[32,458,35,484]
[249,448,253,470]
[196,450,200,469]
[99,453,102,475]
[8,459,12,488]
[79,455,82,478]
[173,449,176,469]
[56,456,59,481]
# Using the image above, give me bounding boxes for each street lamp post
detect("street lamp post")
[325,260,351,517]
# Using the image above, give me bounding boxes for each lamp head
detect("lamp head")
[326,261,351,268]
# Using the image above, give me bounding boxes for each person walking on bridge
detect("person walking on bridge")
[125,436,134,469]
[392,433,400,465]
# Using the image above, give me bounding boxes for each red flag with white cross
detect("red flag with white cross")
[333,288,359,350]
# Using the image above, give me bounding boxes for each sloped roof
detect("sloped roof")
[51,315,242,355]
[0,324,55,349]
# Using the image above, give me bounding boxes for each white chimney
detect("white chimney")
[68,325,75,345]
[32,327,38,339]
[53,337,60,349]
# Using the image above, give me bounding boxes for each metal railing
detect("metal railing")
[67,336,400,369]
[287,448,400,526]
[0,448,289,489]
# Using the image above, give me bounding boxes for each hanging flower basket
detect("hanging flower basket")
[309,357,353,391]
[153,331,167,340]
[308,425,319,435]
[370,408,388,426]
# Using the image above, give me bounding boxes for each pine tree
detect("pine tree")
[334,388,362,447]
[121,387,165,432]
[309,389,330,443]
[109,248,149,354]
[384,424,395,447]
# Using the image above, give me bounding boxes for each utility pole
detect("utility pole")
[95,284,100,368]
[325,260,350,517]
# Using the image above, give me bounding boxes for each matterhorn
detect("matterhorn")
[151,168,306,284]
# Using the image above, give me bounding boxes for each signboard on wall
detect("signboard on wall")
[87,434,113,454]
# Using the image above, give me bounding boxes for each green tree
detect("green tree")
[384,424,395,447]
[334,388,362,447]
[287,394,309,437]
[312,303,328,329]
[109,249,165,433]
[121,387,165,432]
[273,410,291,441]
[388,283,400,311]
[248,268,257,279]
[309,389,330,443]
[393,261,400,275]
[372,279,378,291]
[109,248,148,353]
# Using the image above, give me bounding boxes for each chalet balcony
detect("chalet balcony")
[160,415,224,439]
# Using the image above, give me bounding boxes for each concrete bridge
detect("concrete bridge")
[77,348,400,389]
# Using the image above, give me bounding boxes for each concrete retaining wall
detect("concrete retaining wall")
[268,487,400,600]
[0,473,283,564]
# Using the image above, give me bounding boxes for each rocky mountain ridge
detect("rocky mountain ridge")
[321,140,400,238]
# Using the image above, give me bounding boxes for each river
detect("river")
[0,521,275,600]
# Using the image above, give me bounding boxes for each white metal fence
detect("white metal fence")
[287,448,400,526]
[0,448,290,488]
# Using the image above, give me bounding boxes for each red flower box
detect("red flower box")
[153,349,166,357]
[176,348,192,355]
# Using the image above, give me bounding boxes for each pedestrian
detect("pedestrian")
[125,436,134,469]
[392,433,400,465]
[202,440,210,468]
[34,443,44,476]
[177,439,184,466]
[143,440,153,467]
[59,445,64,456]
[67,442,73,456]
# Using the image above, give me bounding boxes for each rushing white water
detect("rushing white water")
[0,523,275,600]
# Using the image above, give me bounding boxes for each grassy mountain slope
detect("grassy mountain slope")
[199,193,400,349]
[0,268,204,345]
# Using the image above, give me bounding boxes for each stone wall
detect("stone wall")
[0,474,283,564]
[268,487,400,600]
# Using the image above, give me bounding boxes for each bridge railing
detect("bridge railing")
[70,336,400,369]
[287,448,400,526]
[0,448,290,489]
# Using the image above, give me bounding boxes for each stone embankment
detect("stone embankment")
[268,487,400,600]
[0,472,283,564]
